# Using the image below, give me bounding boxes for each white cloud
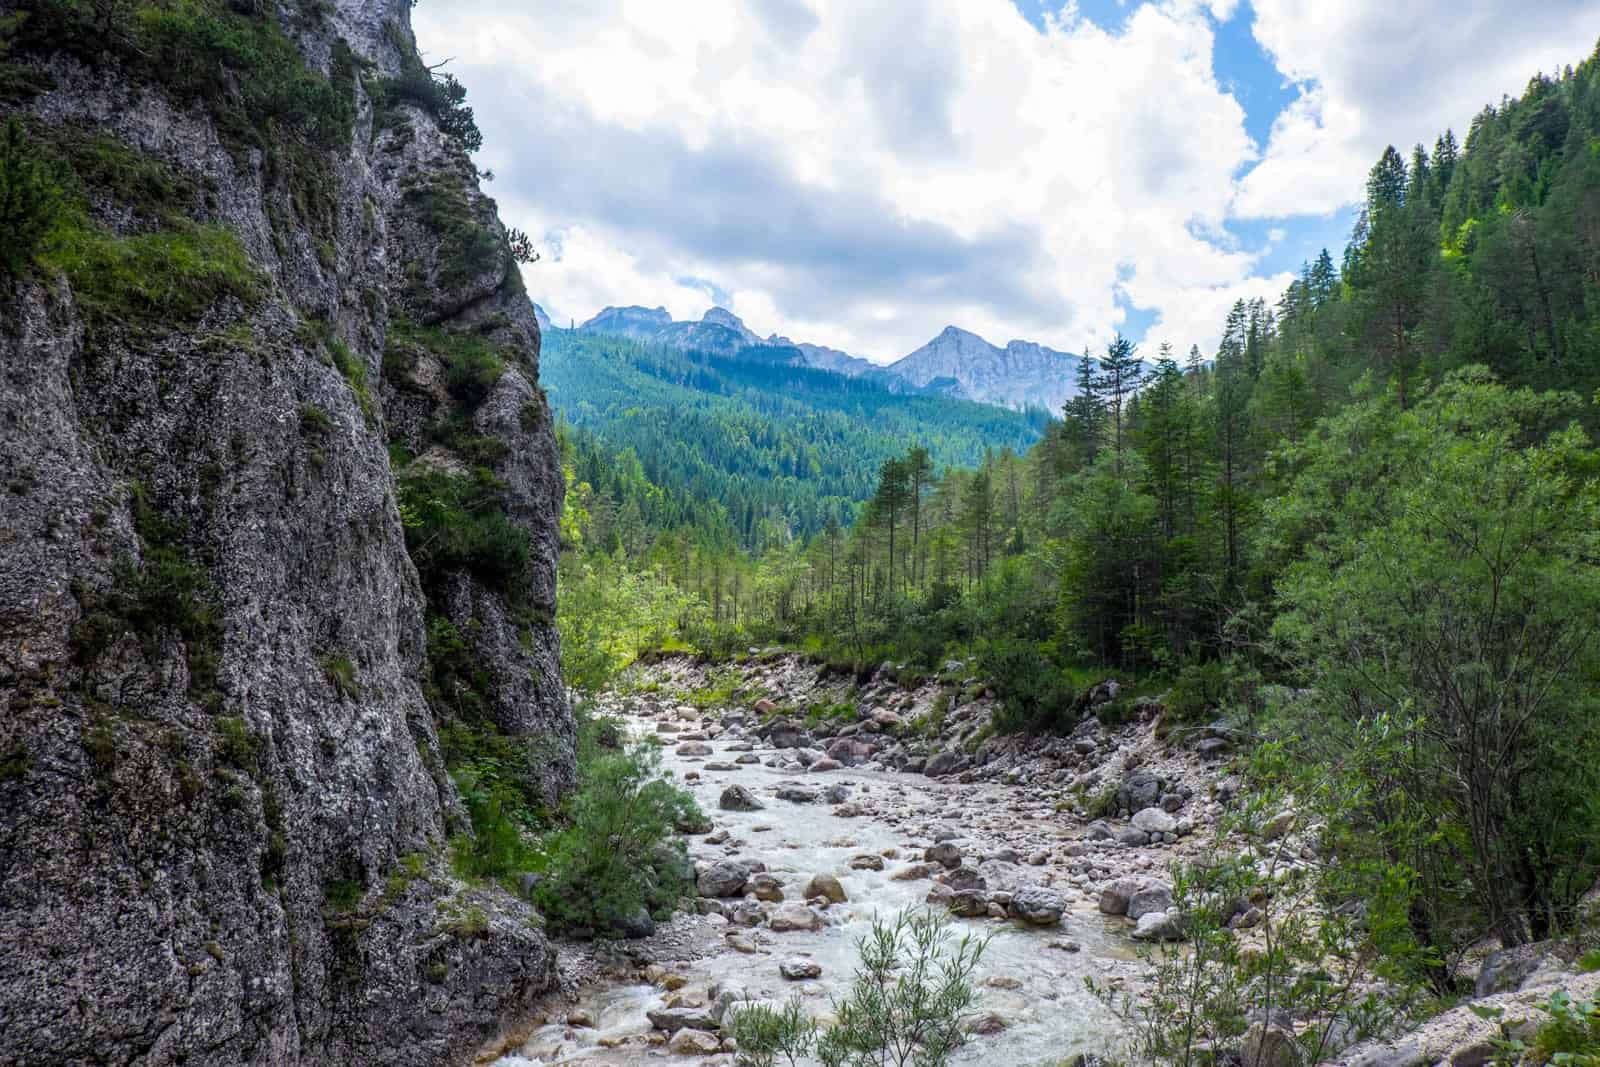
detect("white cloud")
[1236,0,1598,217]
[414,0,1596,362]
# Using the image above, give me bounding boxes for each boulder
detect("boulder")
[1132,807,1178,835]
[805,873,847,904]
[1127,883,1175,921]
[647,1006,719,1033]
[749,873,785,902]
[1242,1023,1303,1067]
[696,860,750,898]
[849,854,885,871]
[769,903,824,932]
[774,783,818,803]
[667,1028,722,1055]
[676,742,713,757]
[1010,886,1066,926]
[925,751,965,777]
[1131,910,1186,941]
[809,758,843,772]
[943,867,986,892]
[1261,811,1295,841]
[779,957,822,980]
[1117,770,1163,813]
[718,784,764,812]
[925,842,964,869]
[947,890,989,917]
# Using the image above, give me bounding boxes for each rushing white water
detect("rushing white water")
[494,711,1137,1065]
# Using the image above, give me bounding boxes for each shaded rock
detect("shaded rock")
[805,874,847,904]
[1242,1023,1302,1067]
[849,854,885,871]
[718,784,764,812]
[1261,811,1295,841]
[779,957,822,980]
[1010,886,1066,926]
[925,842,963,869]
[697,861,750,898]
[769,903,824,932]
[925,751,965,777]
[948,890,989,918]
[1118,770,1164,812]
[1131,910,1186,941]
[648,1006,719,1033]
[676,742,713,757]
[749,874,785,902]
[668,1028,723,1054]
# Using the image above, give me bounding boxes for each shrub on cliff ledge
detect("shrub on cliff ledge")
[0,117,63,277]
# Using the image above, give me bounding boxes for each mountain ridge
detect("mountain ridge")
[538,302,1094,412]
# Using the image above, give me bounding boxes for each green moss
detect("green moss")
[321,654,360,701]
[299,404,333,437]
[327,340,376,426]
[397,468,528,591]
[215,717,260,769]
[72,485,223,709]
[40,215,261,328]
[0,744,28,782]
[83,716,118,774]
[401,178,501,292]
[324,878,364,913]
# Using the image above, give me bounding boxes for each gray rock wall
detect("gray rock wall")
[0,0,571,1063]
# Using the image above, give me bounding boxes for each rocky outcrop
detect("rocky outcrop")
[0,2,570,1064]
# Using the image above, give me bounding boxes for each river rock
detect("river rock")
[648,1006,719,1033]
[948,890,989,917]
[925,842,964,869]
[1131,910,1186,941]
[925,751,965,777]
[1099,876,1160,916]
[809,758,843,772]
[779,957,822,980]
[1118,770,1164,812]
[805,873,847,903]
[667,1028,723,1055]
[775,783,818,803]
[1010,886,1066,925]
[676,741,713,757]
[1127,883,1175,920]
[719,784,764,811]
[750,873,785,902]
[822,784,851,803]
[849,853,885,871]
[1132,807,1177,835]
[943,867,986,892]
[769,903,824,932]
[697,860,750,898]
[1261,810,1295,841]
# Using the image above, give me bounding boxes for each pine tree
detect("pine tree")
[1061,353,1105,468]
[1097,334,1143,475]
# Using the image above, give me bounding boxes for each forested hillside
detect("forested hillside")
[540,330,1051,549]
[555,45,1600,965]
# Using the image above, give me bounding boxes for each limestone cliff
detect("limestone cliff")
[0,0,572,1063]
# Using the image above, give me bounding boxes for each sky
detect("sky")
[413,0,1597,363]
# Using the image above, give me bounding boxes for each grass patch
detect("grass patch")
[321,655,360,701]
[397,467,528,592]
[401,177,502,292]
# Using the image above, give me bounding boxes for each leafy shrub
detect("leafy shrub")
[974,638,1077,734]
[402,179,502,291]
[0,117,63,277]
[533,725,701,935]
[321,655,359,700]
[371,20,483,151]
[730,998,816,1067]
[387,319,508,410]
[813,909,988,1067]
[397,467,527,591]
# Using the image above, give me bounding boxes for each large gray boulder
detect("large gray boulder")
[1010,886,1066,926]
[697,860,751,898]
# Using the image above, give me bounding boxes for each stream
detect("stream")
[490,693,1146,1066]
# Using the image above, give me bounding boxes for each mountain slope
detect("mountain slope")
[545,303,1090,412]
[541,330,1051,546]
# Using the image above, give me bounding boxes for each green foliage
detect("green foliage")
[397,467,528,592]
[41,217,260,327]
[973,638,1077,734]
[324,878,363,913]
[370,19,482,151]
[320,655,359,700]
[386,318,509,411]
[531,721,701,934]
[1493,991,1600,1066]
[215,717,260,769]
[329,341,375,426]
[73,486,223,708]
[0,117,64,277]
[814,909,988,1067]
[401,178,502,292]
[730,998,817,1067]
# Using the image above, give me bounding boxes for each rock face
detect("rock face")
[0,3,571,1065]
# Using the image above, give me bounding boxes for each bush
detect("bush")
[396,467,528,591]
[730,998,816,1067]
[0,117,63,277]
[533,725,701,935]
[814,909,988,1067]
[386,319,508,410]
[973,638,1077,734]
